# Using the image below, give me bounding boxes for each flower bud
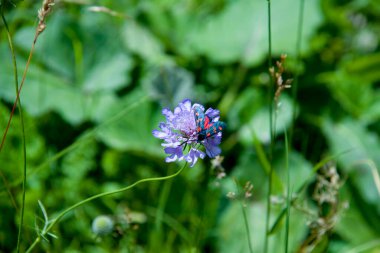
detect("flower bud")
[92,215,114,236]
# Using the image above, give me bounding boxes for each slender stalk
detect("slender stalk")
[0,0,54,152]
[290,0,305,142]
[264,0,274,252]
[1,8,27,253]
[0,30,38,152]
[25,163,188,253]
[234,179,254,253]
[284,131,290,253]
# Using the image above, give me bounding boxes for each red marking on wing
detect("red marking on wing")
[203,116,212,129]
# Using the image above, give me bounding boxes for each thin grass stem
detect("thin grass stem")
[1,7,28,253]
[264,0,274,252]
[284,130,290,253]
[290,0,305,142]
[233,178,253,253]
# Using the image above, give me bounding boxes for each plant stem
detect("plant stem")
[25,163,188,253]
[264,0,274,252]
[290,0,305,142]
[234,179,254,253]
[284,131,290,253]
[1,7,27,253]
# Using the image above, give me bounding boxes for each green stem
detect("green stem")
[284,131,290,253]
[290,0,305,142]
[241,203,254,253]
[25,163,187,253]
[1,7,27,253]
[264,0,274,252]
[234,179,254,253]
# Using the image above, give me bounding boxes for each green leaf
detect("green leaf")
[217,202,307,253]
[318,70,376,118]
[143,65,195,108]
[239,95,294,145]
[227,87,265,130]
[322,119,380,209]
[82,53,133,92]
[122,21,166,62]
[14,14,76,79]
[61,137,98,181]
[187,0,323,65]
[95,88,160,156]
[344,52,380,83]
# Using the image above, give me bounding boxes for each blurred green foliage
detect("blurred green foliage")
[0,0,380,252]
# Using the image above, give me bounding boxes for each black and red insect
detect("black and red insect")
[193,105,226,141]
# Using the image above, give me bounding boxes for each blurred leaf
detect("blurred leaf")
[227,87,265,130]
[322,119,380,209]
[61,137,97,181]
[186,0,323,65]
[0,102,46,179]
[217,202,307,253]
[239,95,294,144]
[123,21,166,62]
[228,148,311,198]
[144,65,195,108]
[319,70,377,118]
[344,53,380,83]
[82,53,133,92]
[14,13,76,79]
[95,88,160,156]
[361,94,380,126]
[335,186,380,248]
[0,58,85,124]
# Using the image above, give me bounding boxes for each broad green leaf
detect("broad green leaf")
[82,53,133,92]
[123,21,166,62]
[143,65,195,108]
[95,88,160,156]
[319,70,376,118]
[186,0,323,65]
[14,13,76,79]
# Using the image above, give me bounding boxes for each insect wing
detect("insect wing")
[194,106,206,133]
[205,121,226,139]
[194,105,226,141]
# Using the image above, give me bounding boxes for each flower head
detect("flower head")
[153,99,226,167]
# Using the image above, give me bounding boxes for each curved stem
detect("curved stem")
[25,163,187,253]
[1,7,27,253]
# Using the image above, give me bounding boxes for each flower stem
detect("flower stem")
[290,0,305,142]
[25,163,188,253]
[264,0,274,252]
[284,130,290,253]
[234,179,254,253]
[1,7,27,253]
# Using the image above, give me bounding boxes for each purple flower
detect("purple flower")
[153,99,225,167]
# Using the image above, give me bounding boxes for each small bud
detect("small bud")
[92,215,114,236]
